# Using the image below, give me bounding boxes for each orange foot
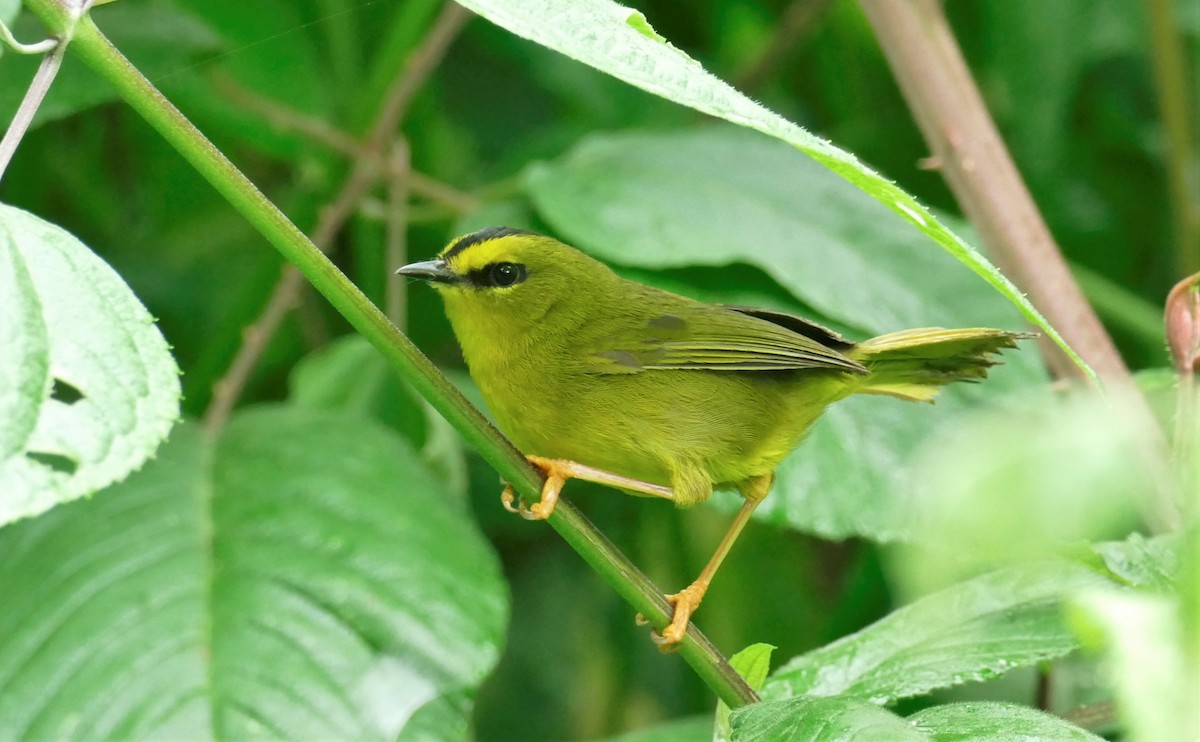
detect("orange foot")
[499,455,570,521]
[635,581,709,651]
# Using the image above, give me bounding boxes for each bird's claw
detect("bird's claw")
[500,483,551,520]
[639,583,707,651]
[499,460,564,521]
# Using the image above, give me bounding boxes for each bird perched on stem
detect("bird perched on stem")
[398,227,1026,646]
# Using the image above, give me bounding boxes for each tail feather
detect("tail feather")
[848,328,1030,403]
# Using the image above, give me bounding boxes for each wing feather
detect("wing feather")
[587,304,866,375]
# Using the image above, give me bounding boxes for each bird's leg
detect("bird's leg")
[501,455,674,521]
[647,473,773,648]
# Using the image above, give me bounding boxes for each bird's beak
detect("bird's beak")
[395,259,460,284]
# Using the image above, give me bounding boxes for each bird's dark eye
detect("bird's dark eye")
[487,262,525,288]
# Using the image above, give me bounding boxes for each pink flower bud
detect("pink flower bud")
[1165,272,1200,374]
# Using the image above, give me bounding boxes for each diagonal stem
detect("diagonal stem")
[0,38,65,179]
[24,0,758,709]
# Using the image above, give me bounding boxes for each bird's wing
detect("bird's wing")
[586,304,867,375]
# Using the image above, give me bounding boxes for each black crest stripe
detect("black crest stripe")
[441,226,539,261]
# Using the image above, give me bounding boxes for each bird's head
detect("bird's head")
[397,227,616,339]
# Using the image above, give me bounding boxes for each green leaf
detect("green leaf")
[907,701,1104,741]
[1091,532,1183,591]
[716,643,775,742]
[0,203,179,525]
[0,0,19,26]
[731,643,775,691]
[159,0,335,160]
[762,563,1112,705]
[1068,587,1198,742]
[0,409,508,740]
[457,0,1091,378]
[730,696,924,742]
[896,389,1150,593]
[525,127,1031,335]
[289,335,468,500]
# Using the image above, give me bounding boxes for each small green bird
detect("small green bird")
[398,227,1025,645]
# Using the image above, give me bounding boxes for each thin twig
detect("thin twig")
[368,3,471,150]
[0,18,59,54]
[0,38,65,179]
[214,73,361,153]
[1144,0,1200,277]
[216,77,479,212]
[202,156,380,430]
[385,138,410,327]
[734,0,833,93]
[202,1,471,430]
[408,171,479,212]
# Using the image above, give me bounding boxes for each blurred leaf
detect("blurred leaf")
[1069,587,1198,742]
[762,563,1111,705]
[289,335,468,500]
[753,385,1025,542]
[899,390,1154,594]
[0,203,179,525]
[716,643,775,742]
[0,409,507,740]
[0,3,221,126]
[907,701,1104,741]
[1092,532,1183,590]
[730,695,922,742]
[525,127,1031,335]
[602,716,711,742]
[161,0,335,160]
[0,0,18,26]
[965,0,1142,186]
[458,0,1090,375]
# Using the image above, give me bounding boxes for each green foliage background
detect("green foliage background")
[1,0,1195,740]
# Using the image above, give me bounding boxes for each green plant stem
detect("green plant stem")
[25,0,757,709]
[0,36,65,179]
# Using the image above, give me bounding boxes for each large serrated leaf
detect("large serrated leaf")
[456,0,1090,378]
[762,563,1111,705]
[908,702,1103,741]
[0,203,180,525]
[730,695,923,742]
[289,335,468,502]
[0,408,507,740]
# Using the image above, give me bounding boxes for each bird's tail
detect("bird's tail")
[847,328,1029,403]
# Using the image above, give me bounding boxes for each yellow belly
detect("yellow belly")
[474,357,847,492]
